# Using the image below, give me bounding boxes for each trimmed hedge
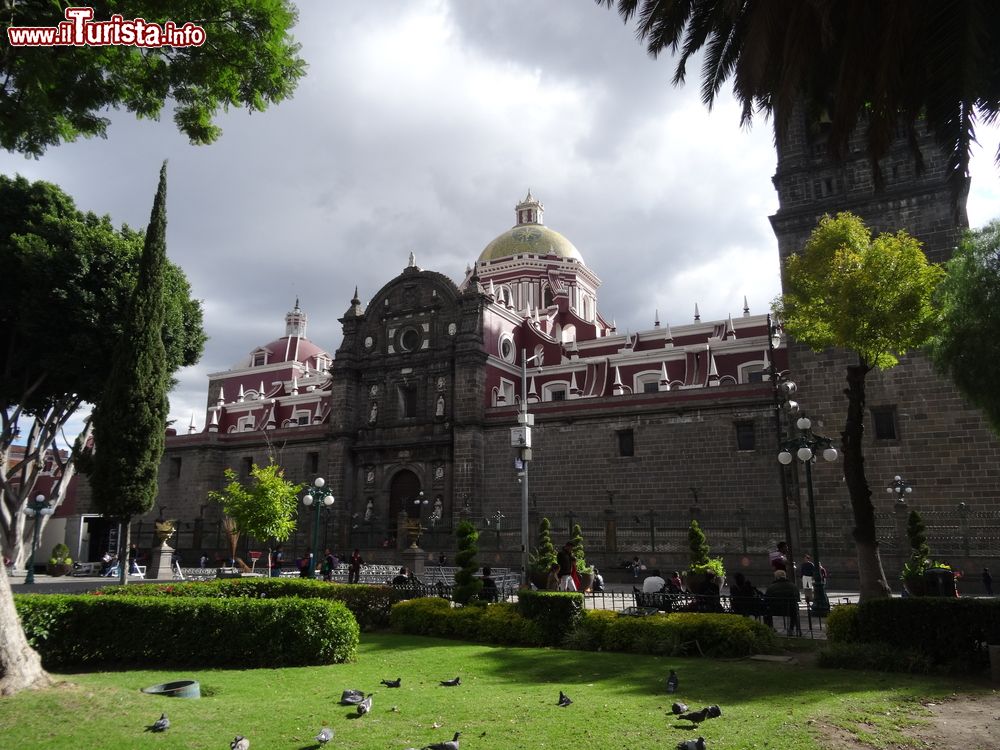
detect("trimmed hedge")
[93,578,397,631]
[566,609,776,657]
[390,598,542,646]
[824,598,1000,671]
[15,593,359,668]
[516,590,583,645]
[817,642,934,674]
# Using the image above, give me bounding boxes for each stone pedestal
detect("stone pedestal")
[402,545,426,579]
[147,541,175,580]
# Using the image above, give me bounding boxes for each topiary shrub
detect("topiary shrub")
[390,598,542,646]
[686,520,725,585]
[570,610,775,657]
[15,593,359,668]
[93,578,397,631]
[453,520,482,605]
[824,603,860,643]
[570,523,591,574]
[517,589,583,645]
[529,517,558,582]
[49,543,72,566]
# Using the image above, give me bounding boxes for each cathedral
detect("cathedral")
[68,119,1000,583]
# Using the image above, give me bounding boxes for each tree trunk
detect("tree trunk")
[842,362,892,601]
[118,519,130,586]
[0,555,50,695]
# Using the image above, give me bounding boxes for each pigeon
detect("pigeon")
[381,677,402,688]
[146,713,169,732]
[706,705,722,719]
[439,676,461,687]
[678,707,711,725]
[340,689,365,705]
[676,737,706,750]
[357,693,373,715]
[666,669,679,693]
[230,736,250,750]
[422,732,461,750]
[315,725,333,745]
[671,702,689,715]
[557,691,572,707]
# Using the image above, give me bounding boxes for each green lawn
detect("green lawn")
[0,634,979,749]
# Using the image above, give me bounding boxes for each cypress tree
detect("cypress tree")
[531,517,557,576]
[688,519,710,570]
[453,520,483,605]
[571,522,590,573]
[88,162,170,584]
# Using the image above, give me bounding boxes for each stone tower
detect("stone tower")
[769,110,1000,570]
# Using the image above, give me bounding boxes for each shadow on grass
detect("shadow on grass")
[359,632,976,708]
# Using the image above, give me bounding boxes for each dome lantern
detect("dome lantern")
[516,189,544,226]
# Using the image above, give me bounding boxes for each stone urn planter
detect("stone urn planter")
[578,571,594,592]
[531,570,551,590]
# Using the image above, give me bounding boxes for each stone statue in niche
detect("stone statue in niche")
[436,376,446,391]
[431,496,443,523]
[435,393,445,417]
[365,466,375,485]
[368,400,378,425]
[434,464,445,482]
[364,498,374,522]
[369,384,378,398]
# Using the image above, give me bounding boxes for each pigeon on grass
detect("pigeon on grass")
[340,689,365,705]
[671,702,689,715]
[557,691,572,707]
[381,677,402,688]
[422,731,461,750]
[676,737,706,750]
[357,693,374,715]
[230,736,250,750]
[666,669,679,693]
[146,713,169,732]
[678,707,711,725]
[315,725,333,744]
[706,705,722,719]
[439,676,461,687]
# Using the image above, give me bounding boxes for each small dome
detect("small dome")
[478,223,583,263]
[258,336,328,365]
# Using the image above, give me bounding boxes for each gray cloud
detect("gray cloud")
[3,0,998,438]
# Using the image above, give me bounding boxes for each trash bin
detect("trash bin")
[922,567,957,597]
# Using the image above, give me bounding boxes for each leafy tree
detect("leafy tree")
[0,174,205,567]
[929,220,1000,433]
[453,520,482,605]
[570,523,591,574]
[530,517,557,575]
[0,1,306,155]
[208,463,303,562]
[781,212,943,601]
[598,0,999,203]
[86,163,171,585]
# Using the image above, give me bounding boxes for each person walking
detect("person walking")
[556,542,577,591]
[348,548,364,584]
[984,567,994,596]
[800,554,816,600]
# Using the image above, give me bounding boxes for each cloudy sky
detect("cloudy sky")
[4,0,999,438]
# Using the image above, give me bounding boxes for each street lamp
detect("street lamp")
[302,478,334,578]
[517,348,542,587]
[22,494,55,585]
[777,415,837,616]
[886,475,913,506]
[766,313,799,586]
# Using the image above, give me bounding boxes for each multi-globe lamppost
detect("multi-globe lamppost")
[22,494,55,585]
[766,313,800,585]
[513,348,542,588]
[778,416,838,616]
[886,475,913,506]
[302,477,335,578]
